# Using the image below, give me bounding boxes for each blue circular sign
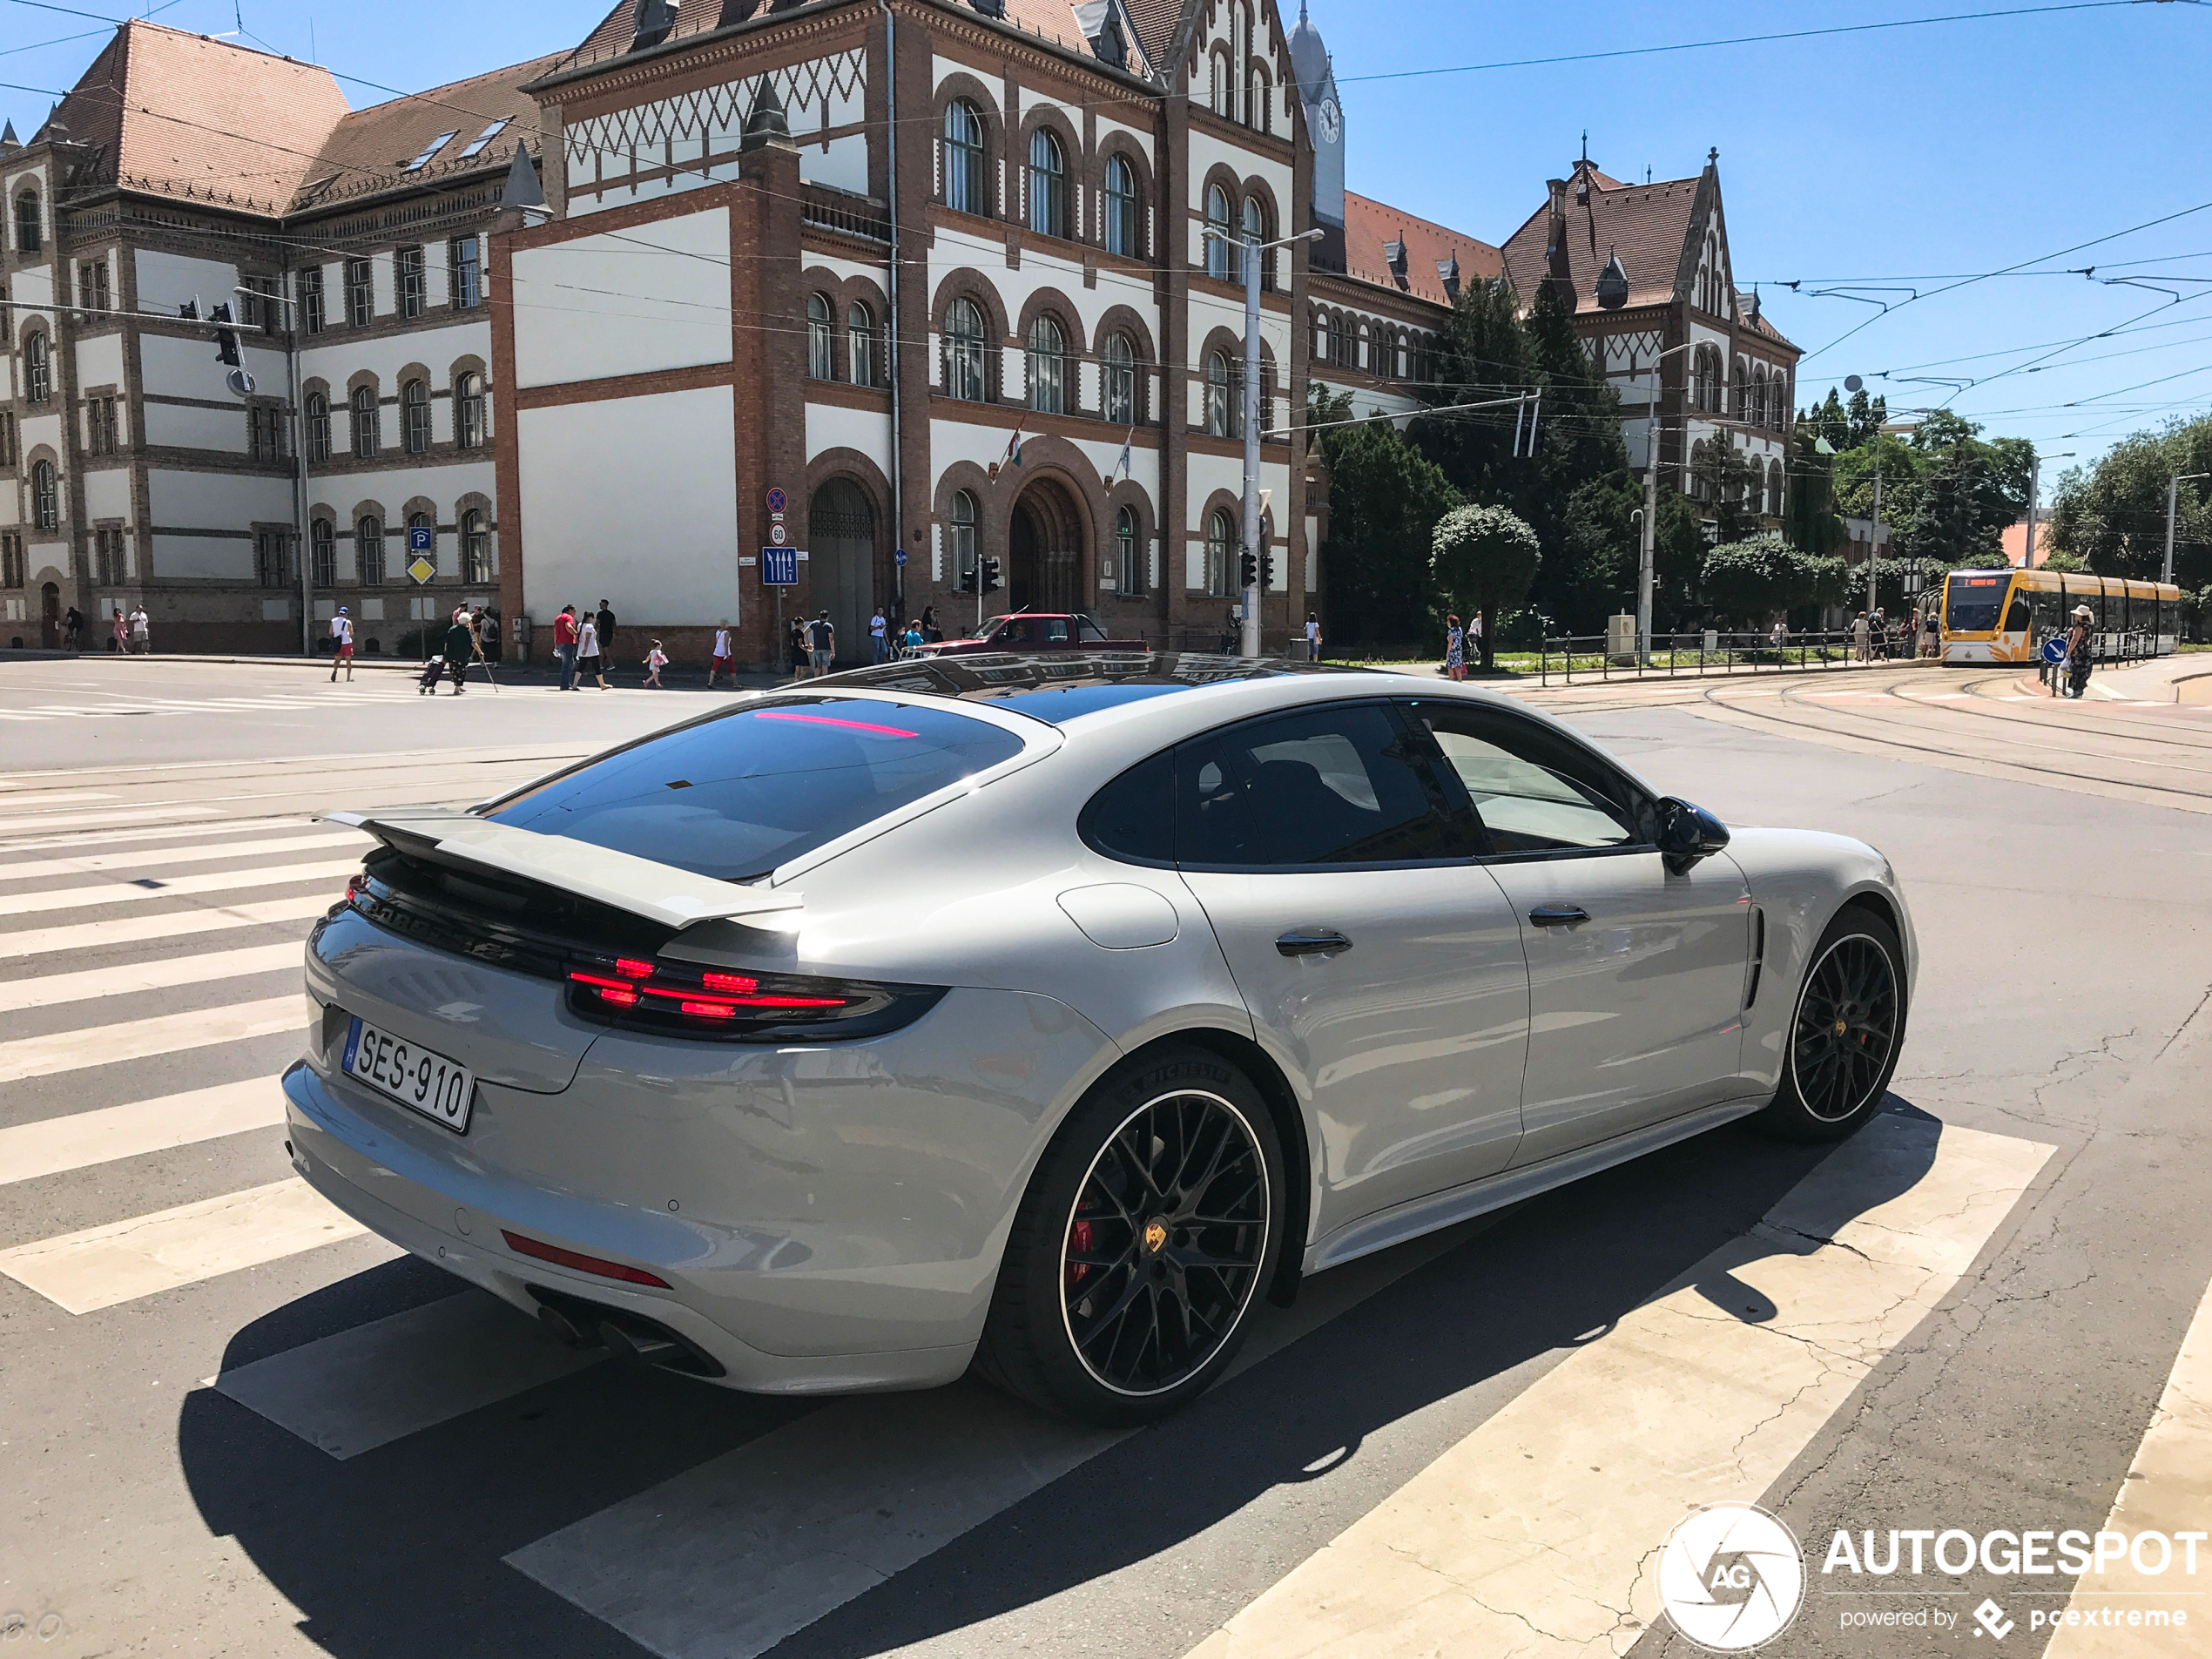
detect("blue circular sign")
[2040,636,2067,664]
[894,547,908,567]
[765,487,787,513]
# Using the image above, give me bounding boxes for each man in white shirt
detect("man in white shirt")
[869,609,888,664]
[708,621,733,688]
[329,607,354,681]
[1305,613,1321,663]
[128,606,151,653]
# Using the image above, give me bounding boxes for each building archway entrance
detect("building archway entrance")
[807,478,875,665]
[40,582,60,651]
[1008,475,1084,614]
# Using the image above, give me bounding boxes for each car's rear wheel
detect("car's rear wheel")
[974,1043,1285,1426]
[1757,907,1907,1141]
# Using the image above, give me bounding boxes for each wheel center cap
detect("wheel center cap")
[1142,1217,1169,1255]
[1834,1018,1850,1036]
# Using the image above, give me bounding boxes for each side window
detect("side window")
[1077,616,1109,642]
[1080,750,1175,864]
[1175,704,1473,868]
[1042,618,1072,644]
[1407,702,1649,855]
[2004,594,2032,634]
[999,618,1036,644]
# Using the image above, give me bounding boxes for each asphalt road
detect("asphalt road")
[2,654,2208,1659]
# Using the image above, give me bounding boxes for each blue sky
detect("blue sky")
[6,0,2209,495]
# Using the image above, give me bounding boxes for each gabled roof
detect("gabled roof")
[298,53,565,211]
[1499,161,1703,315]
[51,21,350,213]
[1339,191,1503,308]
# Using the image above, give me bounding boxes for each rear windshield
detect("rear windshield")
[487,697,1027,881]
[1946,572,2010,633]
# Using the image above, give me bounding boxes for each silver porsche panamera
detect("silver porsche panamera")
[283,653,1914,1425]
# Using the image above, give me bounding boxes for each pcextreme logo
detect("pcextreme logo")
[1656,1502,1807,1652]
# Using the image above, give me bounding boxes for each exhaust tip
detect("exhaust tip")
[536,1301,601,1350]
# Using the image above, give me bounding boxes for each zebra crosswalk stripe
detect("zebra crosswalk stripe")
[0,1077,284,1186]
[0,858,361,919]
[0,894,334,961]
[0,830,363,883]
[0,994,304,1084]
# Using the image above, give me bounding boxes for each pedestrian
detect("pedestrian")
[2065,604,2095,698]
[644,638,668,687]
[900,617,924,656]
[444,608,475,694]
[129,604,151,653]
[869,607,888,664]
[1466,609,1483,670]
[111,608,127,653]
[595,598,617,658]
[787,617,811,681]
[577,611,605,689]
[329,606,355,680]
[1305,611,1322,662]
[1219,606,1238,654]
[1851,610,1872,662]
[1444,613,1466,681]
[1770,617,1789,653]
[1923,610,1941,659]
[64,606,84,651]
[553,604,579,691]
[475,606,497,664]
[921,604,941,644]
[807,610,836,676]
[707,620,733,687]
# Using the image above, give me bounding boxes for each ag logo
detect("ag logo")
[1656,1502,1805,1652]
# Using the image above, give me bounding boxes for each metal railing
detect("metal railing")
[800,185,889,241]
[1535,629,1912,686]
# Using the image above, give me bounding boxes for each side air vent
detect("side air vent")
[1743,905,1766,1009]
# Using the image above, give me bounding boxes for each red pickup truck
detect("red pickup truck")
[913,613,1148,657]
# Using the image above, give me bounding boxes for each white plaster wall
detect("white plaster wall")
[512,209,732,388]
[311,461,496,524]
[931,226,1159,345]
[371,251,395,318]
[83,469,132,522]
[22,411,63,459]
[152,534,253,580]
[27,539,71,581]
[132,248,239,314]
[808,252,892,285]
[141,401,247,454]
[516,387,738,624]
[145,467,293,529]
[139,332,286,402]
[11,265,53,312]
[298,317,493,389]
[74,333,125,389]
[805,401,893,467]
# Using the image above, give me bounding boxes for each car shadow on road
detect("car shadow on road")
[172,1102,1938,1659]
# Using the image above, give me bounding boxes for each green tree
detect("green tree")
[1432,502,1541,669]
[1701,536,1815,624]
[1784,427,1847,557]
[1417,278,1534,512]
[2047,413,2212,585]
[1312,381,1462,647]
[1653,489,1707,628]
[1558,474,1642,631]
[1690,441,1763,545]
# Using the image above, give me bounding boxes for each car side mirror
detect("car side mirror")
[1656,797,1730,874]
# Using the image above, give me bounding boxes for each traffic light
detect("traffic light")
[980,557,1002,594]
[178,300,199,321]
[1259,551,1275,590]
[1239,550,1258,590]
[955,565,976,594]
[210,301,240,367]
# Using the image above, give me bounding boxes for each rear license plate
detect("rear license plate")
[343,1015,475,1133]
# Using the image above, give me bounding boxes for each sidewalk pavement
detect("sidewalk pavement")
[0,648,786,691]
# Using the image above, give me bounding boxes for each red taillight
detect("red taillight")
[500,1230,671,1288]
[678,1000,738,1019]
[567,970,642,1007]
[344,873,367,904]
[615,958,655,980]
[702,972,758,995]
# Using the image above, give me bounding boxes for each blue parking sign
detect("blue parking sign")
[761,548,799,586]
[408,525,434,556]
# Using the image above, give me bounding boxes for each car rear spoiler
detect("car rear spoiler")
[324,808,801,931]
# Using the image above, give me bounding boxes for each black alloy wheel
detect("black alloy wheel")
[1759,908,1907,1142]
[974,1042,1286,1426]
[1060,1089,1270,1397]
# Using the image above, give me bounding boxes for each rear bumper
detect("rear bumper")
[280,983,1117,1393]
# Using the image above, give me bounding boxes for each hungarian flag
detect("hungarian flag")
[1002,426,1024,469]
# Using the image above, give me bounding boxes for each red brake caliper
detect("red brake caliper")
[1067,1217,1093,1290]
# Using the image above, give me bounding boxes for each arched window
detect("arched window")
[403,378,431,454]
[408,511,435,578]
[357,515,386,585]
[1115,505,1141,596]
[1104,154,1138,257]
[1244,196,1270,290]
[1312,311,1332,364]
[305,391,330,462]
[1028,128,1064,237]
[1356,320,1372,372]
[1211,53,1231,118]
[310,518,336,588]
[1767,460,1784,516]
[462,508,491,583]
[948,489,978,588]
[1102,331,1136,424]
[847,302,874,388]
[14,190,39,254]
[806,293,834,380]
[1206,508,1236,597]
[31,460,58,531]
[1205,351,1236,438]
[945,298,988,401]
[351,384,379,457]
[944,101,983,214]
[1205,184,1233,281]
[24,330,50,402]
[1028,314,1065,414]
[1251,71,1271,134]
[454,372,482,448]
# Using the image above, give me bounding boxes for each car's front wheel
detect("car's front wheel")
[974,1043,1285,1426]
[1757,906,1907,1141]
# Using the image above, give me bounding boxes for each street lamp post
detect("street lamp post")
[2021,451,2074,570]
[1636,341,1696,664]
[2165,471,2209,585]
[1204,223,1324,658]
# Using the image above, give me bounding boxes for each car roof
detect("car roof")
[815,651,1383,723]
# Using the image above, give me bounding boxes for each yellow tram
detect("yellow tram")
[1939,567,2182,665]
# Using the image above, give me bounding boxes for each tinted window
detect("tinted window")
[1946,571,2008,632]
[1407,702,1646,855]
[1081,750,1175,864]
[489,698,1026,880]
[1175,704,1470,867]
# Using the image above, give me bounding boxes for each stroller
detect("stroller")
[415,656,446,695]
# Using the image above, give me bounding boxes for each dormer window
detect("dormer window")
[403,132,459,172]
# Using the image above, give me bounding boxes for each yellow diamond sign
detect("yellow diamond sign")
[407,556,435,584]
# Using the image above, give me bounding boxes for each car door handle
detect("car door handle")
[1528,905,1590,927]
[1276,928,1352,956]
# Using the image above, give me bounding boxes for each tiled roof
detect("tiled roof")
[54,22,351,213]
[1340,191,1503,308]
[299,53,568,210]
[1499,165,1702,315]
[1123,0,1189,74]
